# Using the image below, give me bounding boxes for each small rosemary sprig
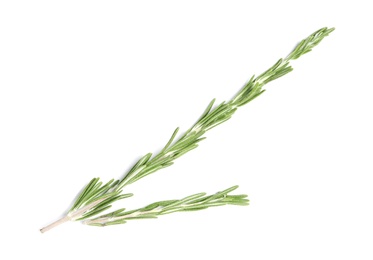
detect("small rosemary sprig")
[40,27,334,233]
[84,185,248,226]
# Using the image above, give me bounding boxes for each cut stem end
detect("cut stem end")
[40,215,70,233]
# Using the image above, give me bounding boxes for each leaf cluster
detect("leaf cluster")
[68,178,132,220]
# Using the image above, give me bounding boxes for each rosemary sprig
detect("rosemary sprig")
[84,185,248,226]
[40,27,334,233]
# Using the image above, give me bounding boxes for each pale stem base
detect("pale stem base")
[40,215,70,233]
[40,198,106,233]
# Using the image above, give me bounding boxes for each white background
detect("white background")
[0,1,372,259]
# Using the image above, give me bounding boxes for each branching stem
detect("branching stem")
[40,198,106,233]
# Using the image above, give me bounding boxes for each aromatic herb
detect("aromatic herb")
[84,185,248,226]
[40,27,334,233]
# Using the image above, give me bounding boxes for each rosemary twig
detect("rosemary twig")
[84,186,248,226]
[40,27,334,233]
